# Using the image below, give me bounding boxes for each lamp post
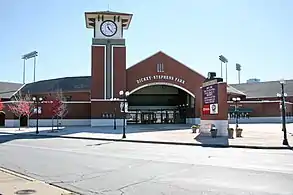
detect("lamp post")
[219,55,228,83]
[21,51,38,84]
[277,79,288,145]
[32,96,43,134]
[119,90,130,139]
[110,98,119,130]
[232,97,241,129]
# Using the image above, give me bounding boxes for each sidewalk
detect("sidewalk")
[0,167,74,195]
[0,124,292,149]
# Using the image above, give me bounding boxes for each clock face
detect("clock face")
[100,20,117,37]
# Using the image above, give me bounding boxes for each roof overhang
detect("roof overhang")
[227,85,246,96]
[85,11,133,30]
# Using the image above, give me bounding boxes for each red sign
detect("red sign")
[202,105,210,115]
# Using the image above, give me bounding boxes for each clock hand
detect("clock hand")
[107,25,113,33]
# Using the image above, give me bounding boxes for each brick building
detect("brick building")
[0,11,292,127]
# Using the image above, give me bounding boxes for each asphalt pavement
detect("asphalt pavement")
[0,136,293,195]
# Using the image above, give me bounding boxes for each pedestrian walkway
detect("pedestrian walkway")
[0,168,74,195]
[0,123,292,149]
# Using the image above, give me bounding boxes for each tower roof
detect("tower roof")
[85,11,133,29]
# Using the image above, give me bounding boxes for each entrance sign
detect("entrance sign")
[136,75,185,85]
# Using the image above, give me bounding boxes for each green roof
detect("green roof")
[228,107,253,113]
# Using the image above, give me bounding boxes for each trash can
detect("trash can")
[210,124,217,138]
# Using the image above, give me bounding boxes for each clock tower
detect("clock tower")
[85,11,132,126]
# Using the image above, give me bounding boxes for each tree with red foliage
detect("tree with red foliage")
[0,98,4,111]
[47,90,68,130]
[8,93,34,129]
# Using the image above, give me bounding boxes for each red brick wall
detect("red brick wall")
[113,46,126,98]
[126,52,206,117]
[1,91,91,120]
[91,46,105,99]
[228,101,293,117]
[91,101,124,119]
[39,102,91,119]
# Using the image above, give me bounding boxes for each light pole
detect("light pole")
[219,55,228,83]
[277,79,288,145]
[32,96,43,134]
[119,90,129,139]
[236,63,241,84]
[232,97,241,129]
[21,51,38,84]
[110,98,119,130]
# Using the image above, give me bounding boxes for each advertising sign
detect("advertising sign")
[202,105,210,115]
[209,103,218,114]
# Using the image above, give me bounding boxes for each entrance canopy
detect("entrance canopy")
[126,51,206,97]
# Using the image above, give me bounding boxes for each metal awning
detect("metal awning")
[228,107,253,113]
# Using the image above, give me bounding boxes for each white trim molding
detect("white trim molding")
[2,101,91,104]
[91,119,125,127]
[129,82,195,98]
[29,119,91,127]
[91,99,125,102]
[228,117,293,124]
[227,100,293,104]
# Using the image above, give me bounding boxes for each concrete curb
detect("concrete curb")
[0,166,79,195]
[5,132,293,150]
[0,166,35,182]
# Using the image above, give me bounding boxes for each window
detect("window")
[156,63,164,72]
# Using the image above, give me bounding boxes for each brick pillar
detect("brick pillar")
[90,41,127,127]
[113,46,126,98]
[91,45,105,100]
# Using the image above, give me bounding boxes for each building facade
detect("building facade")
[0,11,292,127]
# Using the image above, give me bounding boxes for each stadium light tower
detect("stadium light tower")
[21,51,38,84]
[219,55,228,83]
[236,63,241,84]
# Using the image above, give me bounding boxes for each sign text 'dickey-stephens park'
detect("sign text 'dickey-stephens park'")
[136,75,185,85]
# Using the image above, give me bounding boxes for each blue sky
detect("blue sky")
[1,0,293,84]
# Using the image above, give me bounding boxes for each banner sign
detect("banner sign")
[202,84,218,105]
[202,83,219,115]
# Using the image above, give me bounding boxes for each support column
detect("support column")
[91,45,105,99]
[90,39,126,126]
